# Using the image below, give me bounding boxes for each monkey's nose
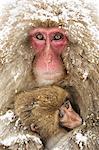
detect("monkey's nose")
[47,54,53,63]
[59,109,64,118]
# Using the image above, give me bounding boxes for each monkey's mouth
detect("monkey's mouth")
[43,71,63,78]
[34,71,64,86]
[37,71,64,80]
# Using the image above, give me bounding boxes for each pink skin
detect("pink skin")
[59,100,82,129]
[29,27,68,86]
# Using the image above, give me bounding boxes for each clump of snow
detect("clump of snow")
[0,0,15,6]
[0,133,27,146]
[0,133,42,147]
[27,134,42,145]
[82,70,89,81]
[75,132,88,150]
[0,110,42,148]
[0,110,15,122]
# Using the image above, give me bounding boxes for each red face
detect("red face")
[29,27,68,86]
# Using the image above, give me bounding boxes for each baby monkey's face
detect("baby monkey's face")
[59,99,82,129]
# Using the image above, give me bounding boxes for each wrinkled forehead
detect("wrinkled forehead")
[29,27,66,35]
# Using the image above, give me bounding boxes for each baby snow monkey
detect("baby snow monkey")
[15,86,82,149]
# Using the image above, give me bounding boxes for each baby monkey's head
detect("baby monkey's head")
[15,86,82,144]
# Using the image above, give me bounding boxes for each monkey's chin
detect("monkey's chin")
[34,71,64,86]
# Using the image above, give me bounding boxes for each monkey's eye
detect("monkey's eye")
[53,32,64,40]
[64,100,70,109]
[35,32,44,40]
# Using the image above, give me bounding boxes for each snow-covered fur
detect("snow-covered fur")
[0,0,99,149]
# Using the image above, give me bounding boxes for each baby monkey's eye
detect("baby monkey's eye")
[53,32,64,40]
[64,100,70,109]
[35,32,44,40]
